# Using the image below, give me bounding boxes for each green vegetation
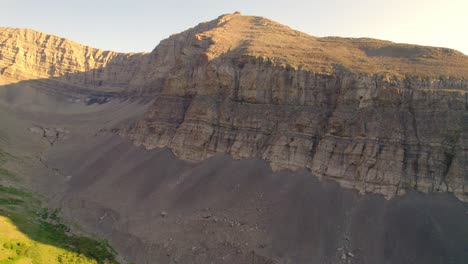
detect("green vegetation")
[0,148,119,264]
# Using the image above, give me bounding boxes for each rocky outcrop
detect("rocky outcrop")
[1,13,467,201]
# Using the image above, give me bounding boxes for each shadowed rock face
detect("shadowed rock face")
[0,12,468,264]
[124,59,467,201]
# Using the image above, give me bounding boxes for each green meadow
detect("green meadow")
[0,149,118,264]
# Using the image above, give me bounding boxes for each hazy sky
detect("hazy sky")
[2,0,467,54]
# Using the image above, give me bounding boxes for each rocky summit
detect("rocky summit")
[0,13,467,264]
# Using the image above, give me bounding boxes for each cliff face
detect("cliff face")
[1,13,467,201]
[124,58,468,201]
[121,13,468,201]
[0,27,146,91]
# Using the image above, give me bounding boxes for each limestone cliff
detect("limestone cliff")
[0,27,146,91]
[1,13,467,201]
[122,13,468,201]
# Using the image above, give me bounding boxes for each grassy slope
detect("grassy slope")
[0,149,118,264]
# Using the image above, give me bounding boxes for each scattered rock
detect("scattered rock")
[202,214,212,219]
[29,126,69,146]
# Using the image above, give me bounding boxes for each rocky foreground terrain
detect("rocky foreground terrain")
[0,13,467,264]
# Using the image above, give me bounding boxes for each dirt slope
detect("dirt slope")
[0,12,467,264]
[0,84,466,263]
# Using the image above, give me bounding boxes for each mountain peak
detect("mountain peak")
[151,13,468,77]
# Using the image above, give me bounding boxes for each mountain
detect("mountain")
[0,13,467,264]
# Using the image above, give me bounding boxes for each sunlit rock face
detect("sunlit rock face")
[1,13,467,202]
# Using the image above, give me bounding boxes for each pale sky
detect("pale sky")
[1,0,467,54]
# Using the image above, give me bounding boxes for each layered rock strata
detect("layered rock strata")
[121,14,468,201]
[125,58,467,201]
[0,27,146,91]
